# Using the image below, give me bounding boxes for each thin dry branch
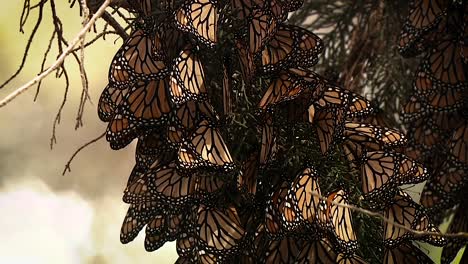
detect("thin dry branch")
[101,11,129,39]
[34,30,56,100]
[62,132,106,175]
[0,0,46,90]
[0,0,113,108]
[76,0,91,130]
[309,190,468,239]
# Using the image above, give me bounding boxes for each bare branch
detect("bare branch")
[0,0,46,89]
[0,0,113,108]
[101,11,129,40]
[309,190,468,239]
[34,30,56,101]
[50,68,70,149]
[62,132,106,175]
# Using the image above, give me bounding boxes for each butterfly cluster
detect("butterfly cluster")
[97,0,447,263]
[398,0,468,263]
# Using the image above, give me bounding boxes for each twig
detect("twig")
[34,30,57,101]
[69,30,119,52]
[0,0,113,108]
[101,11,129,40]
[76,0,91,129]
[62,132,106,175]
[0,0,46,90]
[50,69,70,149]
[308,190,468,239]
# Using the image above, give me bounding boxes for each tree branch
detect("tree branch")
[0,0,113,108]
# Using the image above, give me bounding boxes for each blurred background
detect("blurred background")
[0,2,177,263]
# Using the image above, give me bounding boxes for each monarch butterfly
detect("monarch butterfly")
[413,68,466,100]
[223,56,233,115]
[231,0,286,21]
[406,119,446,150]
[98,84,128,122]
[264,236,301,264]
[430,110,465,131]
[336,253,368,264]
[462,13,468,64]
[103,80,172,150]
[123,162,197,206]
[324,190,358,253]
[258,69,320,109]
[120,201,161,244]
[265,182,289,239]
[196,204,246,254]
[341,138,365,169]
[419,187,454,221]
[178,146,206,170]
[257,26,295,74]
[262,67,323,109]
[405,0,449,31]
[135,131,177,169]
[309,104,346,155]
[166,125,186,147]
[238,152,259,197]
[402,95,428,123]
[109,29,168,88]
[230,0,262,20]
[285,168,321,224]
[383,241,434,264]
[413,69,437,95]
[178,120,235,171]
[397,24,437,58]
[106,112,142,150]
[397,0,451,58]
[170,45,208,105]
[174,100,218,131]
[293,26,324,67]
[343,121,407,150]
[449,122,468,165]
[361,151,428,200]
[426,87,465,112]
[279,187,302,231]
[441,204,468,264]
[197,250,226,263]
[260,113,278,166]
[423,38,468,87]
[194,171,226,202]
[295,237,337,264]
[404,139,446,173]
[315,85,374,118]
[126,165,147,192]
[257,25,323,73]
[236,39,256,84]
[145,212,186,251]
[157,21,187,63]
[420,160,466,215]
[120,78,173,125]
[176,235,197,258]
[384,191,446,248]
[358,106,394,128]
[175,0,219,46]
[282,88,315,123]
[248,8,278,54]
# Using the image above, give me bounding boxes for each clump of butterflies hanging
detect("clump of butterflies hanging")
[398,0,468,263]
[96,0,465,263]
